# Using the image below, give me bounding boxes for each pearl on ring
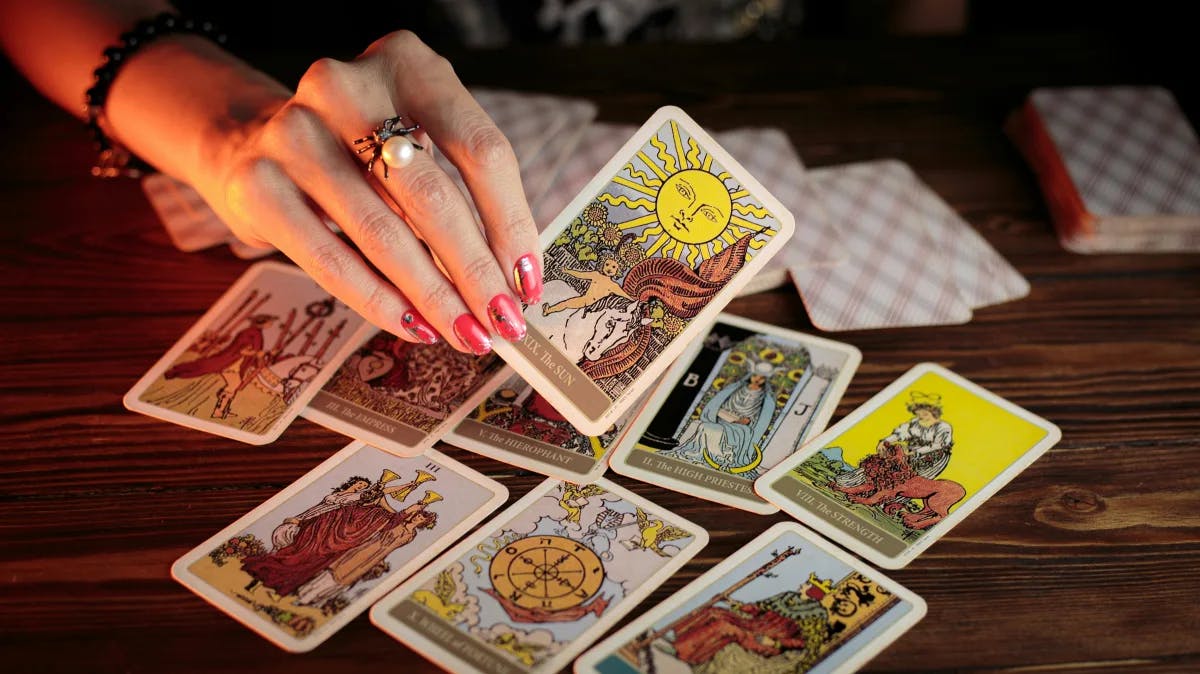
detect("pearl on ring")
[381,135,417,169]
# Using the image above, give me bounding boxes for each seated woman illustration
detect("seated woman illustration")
[847,391,953,485]
[673,360,777,475]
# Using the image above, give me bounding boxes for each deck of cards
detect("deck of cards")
[1007,86,1200,253]
[126,103,1062,671]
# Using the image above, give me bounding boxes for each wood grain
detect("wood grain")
[1,34,1198,674]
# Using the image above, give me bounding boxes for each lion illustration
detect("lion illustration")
[831,443,965,530]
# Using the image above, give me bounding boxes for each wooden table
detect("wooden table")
[2,35,1198,673]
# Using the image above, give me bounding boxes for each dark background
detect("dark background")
[2,2,1199,673]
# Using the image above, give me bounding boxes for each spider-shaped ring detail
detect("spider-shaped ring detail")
[353,116,424,178]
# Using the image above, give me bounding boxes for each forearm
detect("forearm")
[0,1,290,185]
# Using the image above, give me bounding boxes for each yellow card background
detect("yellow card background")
[820,371,1050,496]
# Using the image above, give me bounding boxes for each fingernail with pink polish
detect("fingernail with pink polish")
[452,314,492,355]
[400,309,439,344]
[487,294,527,341]
[513,254,542,304]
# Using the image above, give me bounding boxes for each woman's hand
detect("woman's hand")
[193,31,542,355]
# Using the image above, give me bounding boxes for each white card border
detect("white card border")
[300,343,513,457]
[574,520,927,674]
[123,261,373,445]
[608,312,861,514]
[441,367,616,483]
[492,105,797,436]
[170,440,508,652]
[369,476,709,674]
[755,362,1062,569]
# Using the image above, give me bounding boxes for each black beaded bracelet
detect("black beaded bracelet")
[85,12,227,178]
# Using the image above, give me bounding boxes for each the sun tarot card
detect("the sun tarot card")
[492,106,795,435]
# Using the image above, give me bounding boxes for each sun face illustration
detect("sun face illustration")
[656,170,732,245]
[594,120,777,267]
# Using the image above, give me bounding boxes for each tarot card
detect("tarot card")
[370,477,707,674]
[790,160,974,331]
[609,314,860,514]
[123,261,371,444]
[171,441,508,652]
[496,106,796,435]
[716,128,846,276]
[575,521,925,674]
[533,123,639,230]
[516,98,598,209]
[445,371,649,483]
[302,330,509,457]
[142,172,230,252]
[756,363,1061,569]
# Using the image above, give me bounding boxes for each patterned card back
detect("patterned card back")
[1031,87,1200,218]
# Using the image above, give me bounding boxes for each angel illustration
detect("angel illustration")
[557,483,607,525]
[413,567,468,621]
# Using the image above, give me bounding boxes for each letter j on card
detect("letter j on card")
[755,363,1061,569]
[491,106,796,436]
[610,313,860,513]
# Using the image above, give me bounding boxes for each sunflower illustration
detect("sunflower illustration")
[582,202,608,227]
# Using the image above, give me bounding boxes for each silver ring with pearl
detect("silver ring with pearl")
[352,116,425,179]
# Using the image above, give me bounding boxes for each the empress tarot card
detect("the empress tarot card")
[303,329,508,456]
[575,522,925,674]
[172,441,507,652]
[610,314,860,513]
[370,478,707,674]
[445,370,650,483]
[491,106,795,435]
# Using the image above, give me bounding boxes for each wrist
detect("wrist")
[104,33,290,188]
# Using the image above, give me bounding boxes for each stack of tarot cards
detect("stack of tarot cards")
[1008,86,1200,253]
[125,106,1062,673]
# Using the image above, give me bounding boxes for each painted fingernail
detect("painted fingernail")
[452,314,492,355]
[487,294,527,341]
[513,254,542,304]
[400,309,439,345]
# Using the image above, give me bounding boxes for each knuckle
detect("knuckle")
[353,207,404,252]
[460,254,497,287]
[419,282,456,314]
[374,30,430,67]
[306,242,352,285]
[382,29,422,52]
[462,123,513,171]
[297,57,350,96]
[271,104,323,140]
[497,206,537,240]
[425,52,455,76]
[359,284,396,324]
[224,157,282,215]
[403,169,459,218]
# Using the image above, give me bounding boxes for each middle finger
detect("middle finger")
[296,60,527,345]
